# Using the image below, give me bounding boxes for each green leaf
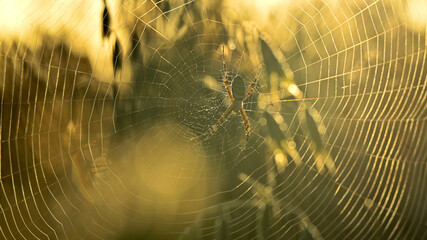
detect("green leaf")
[216,216,230,240]
[300,227,315,240]
[179,223,200,240]
[304,108,336,175]
[260,38,285,78]
[264,111,286,146]
[258,203,272,239]
[305,108,323,151]
[280,140,302,167]
[264,111,302,165]
[315,149,336,176]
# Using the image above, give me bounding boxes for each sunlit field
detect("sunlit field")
[0,0,426,239]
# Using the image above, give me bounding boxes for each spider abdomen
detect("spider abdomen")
[231,75,246,100]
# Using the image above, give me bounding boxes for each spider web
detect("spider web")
[0,0,426,239]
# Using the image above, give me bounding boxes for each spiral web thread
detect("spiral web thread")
[0,0,426,239]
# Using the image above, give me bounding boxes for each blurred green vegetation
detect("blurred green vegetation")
[105,0,427,239]
[1,0,426,239]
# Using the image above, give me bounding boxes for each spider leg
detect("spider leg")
[239,107,251,138]
[222,46,234,101]
[195,104,234,140]
[243,77,258,100]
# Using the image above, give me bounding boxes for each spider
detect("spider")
[199,46,258,139]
